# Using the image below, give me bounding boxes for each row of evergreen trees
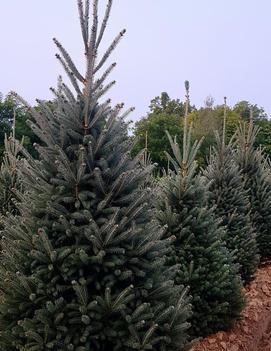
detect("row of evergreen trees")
[0,1,270,350]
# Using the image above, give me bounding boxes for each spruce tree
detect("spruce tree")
[235,114,271,258]
[202,98,258,283]
[0,1,192,350]
[156,83,244,337]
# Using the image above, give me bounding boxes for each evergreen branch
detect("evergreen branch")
[93,167,106,194]
[112,285,134,310]
[187,138,203,170]
[166,131,182,167]
[183,81,190,163]
[111,227,133,245]
[94,29,126,74]
[94,128,108,154]
[95,80,116,100]
[54,38,85,83]
[131,302,150,320]
[55,147,77,183]
[86,140,94,167]
[38,228,54,259]
[222,96,227,147]
[104,224,119,246]
[170,286,190,327]
[77,0,89,53]
[36,99,56,123]
[88,98,111,128]
[77,147,86,183]
[89,0,98,56]
[72,280,88,306]
[82,0,98,115]
[10,92,52,135]
[27,120,55,146]
[16,272,32,295]
[96,0,113,49]
[142,324,158,347]
[55,54,82,96]
[84,0,90,44]
[164,151,179,174]
[61,82,77,105]
[119,107,135,120]
[49,87,83,130]
[93,62,117,92]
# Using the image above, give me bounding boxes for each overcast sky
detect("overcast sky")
[1,1,271,121]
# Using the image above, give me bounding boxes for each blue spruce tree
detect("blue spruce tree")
[203,98,259,283]
[156,82,244,337]
[0,1,192,350]
[235,114,271,259]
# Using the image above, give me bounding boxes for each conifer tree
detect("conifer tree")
[156,83,244,337]
[203,98,258,283]
[235,113,271,258]
[0,1,192,350]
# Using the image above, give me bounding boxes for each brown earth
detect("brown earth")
[192,262,271,351]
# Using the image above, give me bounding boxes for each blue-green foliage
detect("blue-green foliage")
[0,1,192,350]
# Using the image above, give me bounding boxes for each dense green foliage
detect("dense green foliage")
[188,105,241,165]
[0,2,192,350]
[133,112,183,171]
[133,96,271,170]
[132,92,197,172]
[133,93,185,171]
[203,131,258,282]
[233,100,268,121]
[235,122,271,258]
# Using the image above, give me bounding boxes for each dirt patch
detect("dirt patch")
[258,316,271,351]
[192,263,271,351]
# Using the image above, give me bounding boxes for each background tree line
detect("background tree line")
[133,92,271,171]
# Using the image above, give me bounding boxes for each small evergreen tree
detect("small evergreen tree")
[235,115,271,258]
[156,83,244,337]
[0,135,23,227]
[0,1,192,350]
[203,98,258,283]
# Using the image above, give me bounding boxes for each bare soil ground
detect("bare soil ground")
[192,262,271,351]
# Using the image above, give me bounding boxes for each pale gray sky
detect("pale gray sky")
[1,1,271,121]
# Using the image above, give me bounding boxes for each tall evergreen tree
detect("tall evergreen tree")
[235,114,271,258]
[156,83,244,337]
[203,98,258,283]
[0,1,192,350]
